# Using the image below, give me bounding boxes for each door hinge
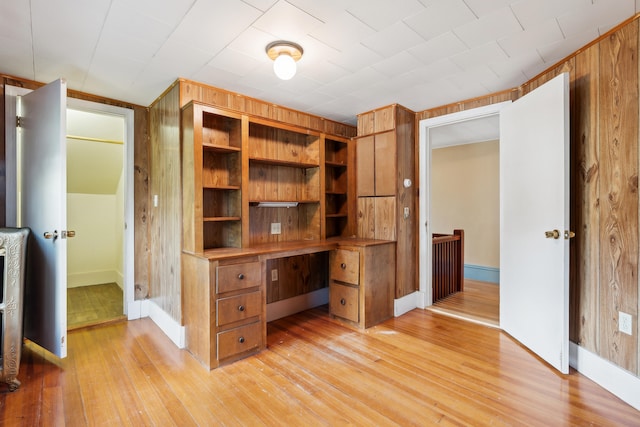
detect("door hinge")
[16,116,23,128]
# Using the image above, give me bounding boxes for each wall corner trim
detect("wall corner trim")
[570,342,640,411]
[141,300,186,349]
[395,291,421,316]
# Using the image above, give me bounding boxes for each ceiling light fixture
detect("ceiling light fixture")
[266,41,303,80]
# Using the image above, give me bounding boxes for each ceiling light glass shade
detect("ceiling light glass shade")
[273,53,296,80]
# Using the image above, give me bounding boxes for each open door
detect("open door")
[19,79,68,358]
[500,73,570,373]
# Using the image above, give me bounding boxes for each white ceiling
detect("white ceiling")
[1,0,637,125]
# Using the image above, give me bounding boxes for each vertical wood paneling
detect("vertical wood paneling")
[133,106,150,299]
[149,84,182,321]
[0,82,5,227]
[571,43,600,351]
[598,22,639,373]
[395,106,418,298]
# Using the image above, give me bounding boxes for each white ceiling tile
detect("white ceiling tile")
[347,0,425,31]
[147,39,212,78]
[310,11,376,50]
[371,51,424,77]
[207,48,262,77]
[104,0,175,47]
[124,0,196,28]
[170,0,261,53]
[326,43,383,72]
[558,0,635,38]
[300,59,350,82]
[242,0,279,12]
[0,36,34,80]
[404,0,476,41]
[285,0,355,22]
[361,22,425,57]
[537,28,600,65]
[252,0,323,40]
[450,42,509,71]
[488,49,544,79]
[0,2,31,41]
[319,67,386,97]
[498,19,564,57]
[408,31,467,65]
[453,7,522,48]
[229,27,282,61]
[510,0,592,30]
[462,0,517,18]
[405,58,462,82]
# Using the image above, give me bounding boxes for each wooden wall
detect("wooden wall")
[0,75,151,301]
[417,17,640,376]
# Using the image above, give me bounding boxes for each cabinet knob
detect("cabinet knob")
[340,263,346,270]
[238,305,245,312]
[340,298,346,305]
[238,273,245,280]
[238,336,245,344]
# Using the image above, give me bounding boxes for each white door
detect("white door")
[500,73,570,373]
[19,79,68,358]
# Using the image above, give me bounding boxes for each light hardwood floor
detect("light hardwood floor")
[3,307,638,426]
[428,279,500,327]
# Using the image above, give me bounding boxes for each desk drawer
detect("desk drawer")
[330,249,359,285]
[217,290,262,326]
[217,321,262,360]
[330,282,359,323]
[217,261,261,293]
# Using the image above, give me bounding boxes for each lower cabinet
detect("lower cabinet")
[183,253,266,369]
[329,241,396,328]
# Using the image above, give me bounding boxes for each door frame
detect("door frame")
[418,101,511,309]
[4,85,135,319]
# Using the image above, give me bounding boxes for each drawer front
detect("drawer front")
[217,321,262,361]
[217,290,262,326]
[217,261,261,293]
[330,282,359,323]
[330,249,359,285]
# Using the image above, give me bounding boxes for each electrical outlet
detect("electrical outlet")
[271,269,278,281]
[619,311,633,335]
[270,223,281,235]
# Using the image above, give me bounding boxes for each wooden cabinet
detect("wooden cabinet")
[356,131,396,197]
[329,241,395,328]
[181,103,243,251]
[183,253,266,369]
[324,136,354,238]
[356,104,417,300]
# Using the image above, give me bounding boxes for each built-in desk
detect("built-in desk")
[182,238,395,369]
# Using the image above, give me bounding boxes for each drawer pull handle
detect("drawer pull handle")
[238,273,245,280]
[340,298,346,306]
[238,305,245,312]
[340,263,346,270]
[238,336,245,344]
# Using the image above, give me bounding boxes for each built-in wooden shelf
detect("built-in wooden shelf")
[249,157,319,169]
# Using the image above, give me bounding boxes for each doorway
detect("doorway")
[66,108,126,328]
[4,85,135,333]
[418,102,510,326]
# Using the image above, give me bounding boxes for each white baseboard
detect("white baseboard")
[67,270,118,288]
[267,288,329,322]
[570,342,640,411]
[129,299,185,349]
[395,291,420,317]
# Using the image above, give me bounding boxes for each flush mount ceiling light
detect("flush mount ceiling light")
[266,41,303,80]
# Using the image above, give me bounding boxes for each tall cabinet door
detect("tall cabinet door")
[356,135,375,196]
[373,132,396,196]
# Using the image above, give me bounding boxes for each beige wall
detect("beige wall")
[431,140,499,268]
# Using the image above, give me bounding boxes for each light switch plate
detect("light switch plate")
[619,311,633,335]
[271,222,281,234]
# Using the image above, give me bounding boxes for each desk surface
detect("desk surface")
[185,237,394,262]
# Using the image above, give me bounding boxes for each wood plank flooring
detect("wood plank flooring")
[2,307,638,426]
[428,279,500,327]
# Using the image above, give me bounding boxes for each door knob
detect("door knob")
[62,230,76,239]
[545,230,560,239]
[43,230,58,240]
[564,230,575,239]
